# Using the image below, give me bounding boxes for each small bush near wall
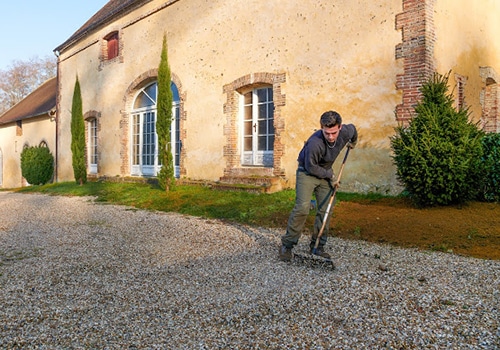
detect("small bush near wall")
[478,132,500,202]
[20,146,54,185]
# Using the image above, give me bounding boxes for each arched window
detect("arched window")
[131,82,181,177]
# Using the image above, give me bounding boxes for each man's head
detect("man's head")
[320,111,342,143]
[320,111,342,128]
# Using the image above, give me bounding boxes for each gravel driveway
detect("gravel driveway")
[0,192,498,349]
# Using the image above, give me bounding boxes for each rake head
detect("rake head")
[292,251,335,269]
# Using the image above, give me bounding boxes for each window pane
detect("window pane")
[243,105,252,121]
[268,135,275,151]
[257,88,268,103]
[268,103,274,118]
[258,120,267,135]
[258,104,267,119]
[258,136,267,150]
[244,91,252,105]
[268,118,275,134]
[244,136,252,151]
[134,91,155,109]
[144,83,157,104]
[244,121,253,136]
[171,82,180,102]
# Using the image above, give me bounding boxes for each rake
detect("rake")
[294,146,351,268]
[311,146,351,257]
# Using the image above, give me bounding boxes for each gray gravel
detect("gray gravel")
[0,191,498,349]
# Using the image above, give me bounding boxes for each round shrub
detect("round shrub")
[20,146,54,185]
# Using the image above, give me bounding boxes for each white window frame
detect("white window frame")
[130,82,180,177]
[171,98,181,178]
[88,118,98,174]
[240,86,274,167]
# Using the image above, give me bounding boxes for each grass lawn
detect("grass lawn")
[12,181,500,261]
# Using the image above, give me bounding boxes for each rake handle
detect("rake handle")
[313,147,351,252]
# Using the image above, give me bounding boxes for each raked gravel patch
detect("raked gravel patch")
[0,191,498,349]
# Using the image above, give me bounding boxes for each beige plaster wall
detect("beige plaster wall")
[57,0,404,194]
[0,117,56,188]
[434,0,500,122]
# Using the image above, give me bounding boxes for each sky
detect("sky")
[0,0,109,71]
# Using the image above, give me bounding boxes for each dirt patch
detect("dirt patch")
[326,198,500,260]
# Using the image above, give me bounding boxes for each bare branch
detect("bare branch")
[0,55,56,115]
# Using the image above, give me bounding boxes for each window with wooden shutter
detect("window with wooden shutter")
[105,31,119,60]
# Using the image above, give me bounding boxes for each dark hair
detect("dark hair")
[320,111,342,128]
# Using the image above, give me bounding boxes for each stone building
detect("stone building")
[2,0,499,192]
[0,78,57,188]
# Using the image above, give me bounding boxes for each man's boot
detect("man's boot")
[309,241,331,259]
[278,245,293,262]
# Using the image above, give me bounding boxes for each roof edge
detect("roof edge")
[54,0,153,54]
[0,107,56,126]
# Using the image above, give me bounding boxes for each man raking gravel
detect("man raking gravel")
[279,110,357,264]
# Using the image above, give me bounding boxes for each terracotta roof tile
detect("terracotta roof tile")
[0,77,57,125]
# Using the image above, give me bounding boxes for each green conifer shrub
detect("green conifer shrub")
[156,34,175,191]
[71,76,87,185]
[390,72,483,206]
[20,146,54,185]
[478,132,500,202]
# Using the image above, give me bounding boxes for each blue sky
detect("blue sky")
[0,0,109,70]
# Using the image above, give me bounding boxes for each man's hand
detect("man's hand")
[329,178,340,189]
[347,140,357,149]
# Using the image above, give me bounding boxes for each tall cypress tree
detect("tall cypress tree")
[156,34,175,191]
[71,76,87,185]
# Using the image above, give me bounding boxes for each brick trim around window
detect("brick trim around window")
[480,67,499,133]
[84,110,101,174]
[395,0,436,123]
[222,72,286,178]
[99,29,124,70]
